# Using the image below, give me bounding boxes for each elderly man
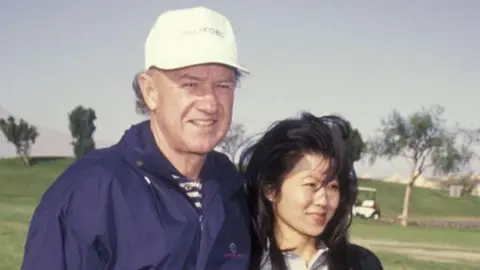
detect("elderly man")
[22,6,250,270]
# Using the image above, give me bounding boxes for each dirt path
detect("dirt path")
[352,237,480,263]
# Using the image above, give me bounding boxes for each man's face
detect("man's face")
[141,64,237,154]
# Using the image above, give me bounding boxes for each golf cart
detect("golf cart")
[352,186,381,220]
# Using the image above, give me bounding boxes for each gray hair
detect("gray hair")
[132,72,149,115]
[131,68,243,115]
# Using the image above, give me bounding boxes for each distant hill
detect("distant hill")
[0,105,113,158]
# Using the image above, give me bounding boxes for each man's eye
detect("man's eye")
[217,83,234,90]
[182,82,198,88]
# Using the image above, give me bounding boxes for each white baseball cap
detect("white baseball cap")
[144,6,249,74]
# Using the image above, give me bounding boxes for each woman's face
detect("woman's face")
[269,154,341,240]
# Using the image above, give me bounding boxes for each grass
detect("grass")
[376,251,480,270]
[351,219,480,249]
[0,157,75,270]
[358,178,480,219]
[351,220,480,269]
[1,157,480,269]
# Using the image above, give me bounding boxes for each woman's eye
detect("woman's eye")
[328,184,339,190]
[304,183,316,188]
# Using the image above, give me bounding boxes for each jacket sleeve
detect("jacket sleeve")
[21,202,76,269]
[21,163,110,270]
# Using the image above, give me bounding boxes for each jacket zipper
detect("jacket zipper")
[143,176,201,222]
[143,176,204,265]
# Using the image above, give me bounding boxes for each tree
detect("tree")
[218,123,248,163]
[68,106,97,158]
[441,172,480,196]
[347,128,366,163]
[366,105,479,226]
[0,116,39,166]
[431,127,480,175]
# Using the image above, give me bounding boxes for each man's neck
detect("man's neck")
[150,120,205,180]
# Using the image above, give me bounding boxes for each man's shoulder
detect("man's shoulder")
[208,151,246,195]
[27,145,134,237]
[209,151,245,180]
[39,145,125,206]
[209,150,234,164]
[60,145,123,181]
[209,150,240,172]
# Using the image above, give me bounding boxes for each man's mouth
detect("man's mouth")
[190,120,216,127]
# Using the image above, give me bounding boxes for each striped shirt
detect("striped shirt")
[172,174,203,213]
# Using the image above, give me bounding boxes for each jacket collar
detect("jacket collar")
[117,120,244,198]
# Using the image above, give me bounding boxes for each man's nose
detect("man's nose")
[197,84,220,115]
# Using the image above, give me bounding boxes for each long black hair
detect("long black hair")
[239,112,356,270]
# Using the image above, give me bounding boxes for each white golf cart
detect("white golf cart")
[352,186,381,220]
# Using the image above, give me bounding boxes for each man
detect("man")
[22,6,250,270]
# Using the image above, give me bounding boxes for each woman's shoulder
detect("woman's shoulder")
[348,243,384,270]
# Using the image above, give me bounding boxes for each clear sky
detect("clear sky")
[1,0,479,177]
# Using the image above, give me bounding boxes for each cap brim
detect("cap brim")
[151,59,249,75]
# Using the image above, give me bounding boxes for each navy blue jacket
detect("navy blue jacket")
[21,121,250,270]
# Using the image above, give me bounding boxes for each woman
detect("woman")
[239,112,383,270]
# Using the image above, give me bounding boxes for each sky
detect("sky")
[1,0,479,178]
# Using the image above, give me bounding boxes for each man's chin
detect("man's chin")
[185,142,218,155]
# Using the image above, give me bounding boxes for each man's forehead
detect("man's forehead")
[166,64,236,79]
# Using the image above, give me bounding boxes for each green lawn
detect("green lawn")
[1,157,479,269]
[351,219,480,249]
[358,178,480,219]
[350,219,480,269]
[376,251,480,270]
[0,157,75,270]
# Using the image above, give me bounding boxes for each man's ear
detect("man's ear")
[137,71,158,111]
